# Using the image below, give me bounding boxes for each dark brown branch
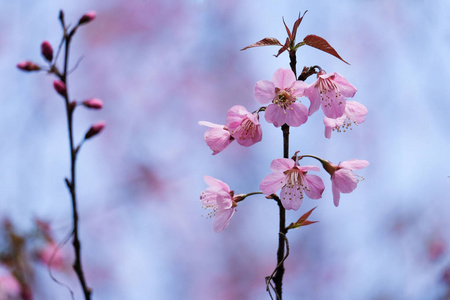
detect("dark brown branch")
[59,13,92,300]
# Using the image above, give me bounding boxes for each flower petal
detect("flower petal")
[339,159,369,170]
[203,126,233,155]
[304,174,324,199]
[333,73,357,98]
[291,80,308,97]
[260,172,286,195]
[303,81,321,116]
[285,102,308,127]
[264,103,286,127]
[280,184,303,211]
[204,175,230,193]
[213,208,235,232]
[272,68,296,90]
[270,158,295,172]
[299,165,320,172]
[345,101,367,124]
[320,90,346,119]
[254,80,276,104]
[332,180,341,207]
[333,169,357,193]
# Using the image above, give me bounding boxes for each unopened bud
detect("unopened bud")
[17,61,41,72]
[85,121,105,139]
[53,80,67,97]
[78,11,96,25]
[82,98,103,109]
[41,41,53,62]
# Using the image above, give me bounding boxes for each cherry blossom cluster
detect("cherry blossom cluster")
[200,67,368,231]
[199,13,369,233]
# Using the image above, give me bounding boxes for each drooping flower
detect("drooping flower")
[323,101,367,138]
[304,71,357,119]
[260,158,324,210]
[199,121,234,155]
[254,68,308,127]
[200,176,237,232]
[322,159,369,207]
[225,105,262,147]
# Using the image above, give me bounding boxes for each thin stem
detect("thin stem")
[60,18,92,300]
[272,49,298,300]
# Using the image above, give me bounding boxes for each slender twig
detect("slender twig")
[267,232,290,299]
[59,13,92,300]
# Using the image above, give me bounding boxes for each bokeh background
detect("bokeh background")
[1,0,450,299]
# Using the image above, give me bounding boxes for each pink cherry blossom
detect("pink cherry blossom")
[304,71,357,119]
[254,68,308,127]
[225,105,262,147]
[200,176,237,232]
[0,272,21,299]
[38,242,66,270]
[260,158,324,210]
[324,101,367,138]
[326,159,369,207]
[199,121,234,155]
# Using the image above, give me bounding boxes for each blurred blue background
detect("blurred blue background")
[1,0,450,299]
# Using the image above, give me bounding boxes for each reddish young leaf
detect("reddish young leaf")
[241,37,282,51]
[291,11,308,41]
[274,37,290,58]
[303,35,349,64]
[282,17,293,41]
[286,207,318,230]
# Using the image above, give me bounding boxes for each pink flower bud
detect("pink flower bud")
[17,61,41,71]
[41,41,53,62]
[79,11,96,25]
[53,80,67,97]
[82,98,103,109]
[85,121,105,139]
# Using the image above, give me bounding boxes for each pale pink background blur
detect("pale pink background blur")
[2,0,450,299]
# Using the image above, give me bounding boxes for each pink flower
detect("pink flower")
[304,71,357,119]
[199,121,233,155]
[37,243,66,270]
[254,68,308,127]
[260,158,324,210]
[324,101,367,138]
[324,159,369,207]
[0,272,21,299]
[225,105,262,147]
[200,176,237,232]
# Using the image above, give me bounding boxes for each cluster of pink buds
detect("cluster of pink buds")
[17,11,105,142]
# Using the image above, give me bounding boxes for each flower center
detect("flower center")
[318,77,343,108]
[232,118,256,141]
[273,88,296,111]
[282,168,307,201]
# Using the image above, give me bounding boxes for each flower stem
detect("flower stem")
[272,124,290,299]
[60,15,92,300]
